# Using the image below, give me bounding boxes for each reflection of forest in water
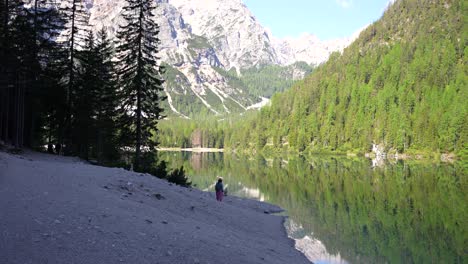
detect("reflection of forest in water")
[160,152,466,264]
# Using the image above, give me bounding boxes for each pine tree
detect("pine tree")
[60,0,90,154]
[28,1,66,150]
[74,31,98,159]
[94,28,119,163]
[11,1,65,148]
[115,0,165,172]
[0,0,22,146]
[74,28,119,162]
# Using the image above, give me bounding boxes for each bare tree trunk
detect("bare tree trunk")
[135,85,141,171]
[0,89,4,143]
[0,0,9,143]
[19,75,25,148]
[4,86,10,144]
[64,0,77,154]
[14,77,18,148]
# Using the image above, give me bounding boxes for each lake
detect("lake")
[160,151,466,264]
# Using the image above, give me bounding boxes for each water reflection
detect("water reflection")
[286,219,349,264]
[160,152,466,264]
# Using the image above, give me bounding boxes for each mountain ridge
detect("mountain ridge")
[87,0,352,118]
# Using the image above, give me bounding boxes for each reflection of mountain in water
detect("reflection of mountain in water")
[237,186,265,201]
[286,219,348,264]
[160,152,466,263]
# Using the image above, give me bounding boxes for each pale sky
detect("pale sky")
[243,0,393,40]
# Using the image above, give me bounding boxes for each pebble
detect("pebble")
[153,193,165,200]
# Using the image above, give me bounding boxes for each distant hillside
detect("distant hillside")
[161,62,313,118]
[225,0,467,156]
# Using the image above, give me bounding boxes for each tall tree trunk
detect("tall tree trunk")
[64,0,77,154]
[134,5,144,171]
[0,88,5,143]
[19,75,25,148]
[0,0,9,143]
[135,86,141,171]
[14,76,18,148]
[4,86,10,144]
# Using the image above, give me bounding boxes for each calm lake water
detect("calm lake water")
[160,152,466,264]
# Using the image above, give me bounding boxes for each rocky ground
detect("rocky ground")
[0,150,310,264]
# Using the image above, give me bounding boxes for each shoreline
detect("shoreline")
[157,146,460,163]
[0,150,310,264]
[158,147,224,153]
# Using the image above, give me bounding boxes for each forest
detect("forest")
[2,0,467,166]
[161,0,467,160]
[242,0,467,156]
[0,0,191,181]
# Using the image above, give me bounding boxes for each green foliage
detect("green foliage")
[227,0,467,156]
[214,62,313,99]
[167,166,191,187]
[240,61,313,98]
[158,115,234,148]
[187,35,211,57]
[158,59,312,149]
[116,0,165,171]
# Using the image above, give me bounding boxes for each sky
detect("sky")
[243,0,393,40]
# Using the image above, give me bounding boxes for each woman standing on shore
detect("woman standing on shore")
[215,177,224,202]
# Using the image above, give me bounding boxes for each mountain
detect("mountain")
[272,32,358,66]
[169,0,278,71]
[223,0,467,156]
[87,0,350,118]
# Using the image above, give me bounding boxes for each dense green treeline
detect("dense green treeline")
[159,0,467,158]
[158,114,255,148]
[220,61,314,98]
[223,0,467,156]
[161,152,466,263]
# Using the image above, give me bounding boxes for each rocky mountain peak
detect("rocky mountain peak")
[273,33,353,66]
[169,0,278,70]
[86,0,356,117]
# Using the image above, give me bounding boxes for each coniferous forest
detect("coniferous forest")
[1,0,467,165]
[168,0,467,159]
[0,0,173,176]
